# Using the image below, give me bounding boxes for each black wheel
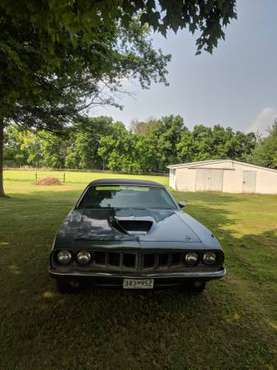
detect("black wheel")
[184,281,206,295]
[56,279,81,293]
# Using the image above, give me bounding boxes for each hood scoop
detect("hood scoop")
[112,217,154,235]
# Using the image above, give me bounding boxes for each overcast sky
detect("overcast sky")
[92,0,277,134]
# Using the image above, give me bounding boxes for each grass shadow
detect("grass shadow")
[0,189,276,369]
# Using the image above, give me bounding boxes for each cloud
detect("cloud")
[247,107,277,135]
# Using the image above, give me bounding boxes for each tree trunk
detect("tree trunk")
[0,120,6,197]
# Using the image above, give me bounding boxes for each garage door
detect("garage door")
[242,171,256,193]
[195,169,224,191]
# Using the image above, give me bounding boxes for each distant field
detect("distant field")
[4,168,168,185]
[0,170,276,369]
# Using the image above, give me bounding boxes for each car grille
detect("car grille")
[92,250,184,272]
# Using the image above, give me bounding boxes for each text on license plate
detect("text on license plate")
[123,278,154,289]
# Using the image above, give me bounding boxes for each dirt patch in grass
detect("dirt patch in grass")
[36,177,62,186]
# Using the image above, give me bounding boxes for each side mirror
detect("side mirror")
[178,201,186,209]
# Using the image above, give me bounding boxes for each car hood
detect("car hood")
[55,208,219,249]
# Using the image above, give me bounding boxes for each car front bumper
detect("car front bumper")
[49,268,226,287]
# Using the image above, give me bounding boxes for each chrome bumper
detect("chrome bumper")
[49,268,226,280]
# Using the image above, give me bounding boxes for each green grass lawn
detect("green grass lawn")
[0,170,277,369]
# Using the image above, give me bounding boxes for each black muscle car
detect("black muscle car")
[49,179,225,293]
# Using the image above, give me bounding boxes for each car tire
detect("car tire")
[56,279,81,294]
[184,281,206,294]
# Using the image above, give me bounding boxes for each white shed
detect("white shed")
[168,160,277,194]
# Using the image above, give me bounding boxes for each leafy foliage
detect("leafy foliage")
[0,0,237,195]
[0,0,237,128]
[4,115,259,173]
[252,121,277,169]
[65,117,114,170]
[177,125,256,163]
[0,17,170,129]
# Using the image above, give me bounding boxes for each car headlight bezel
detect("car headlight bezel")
[56,250,72,265]
[76,250,92,265]
[203,251,217,265]
[184,252,199,266]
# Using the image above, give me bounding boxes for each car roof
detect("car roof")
[88,178,165,188]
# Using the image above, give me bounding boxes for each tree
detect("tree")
[0,10,169,195]
[252,121,277,169]
[0,0,237,195]
[134,134,160,172]
[154,115,186,168]
[5,118,259,173]
[3,125,28,167]
[176,130,194,162]
[177,124,257,163]
[131,119,160,135]
[98,122,137,172]
[65,117,113,170]
[38,131,68,168]
[131,115,187,171]
[177,125,213,161]
[20,131,43,167]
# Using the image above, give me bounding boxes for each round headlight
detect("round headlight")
[56,250,72,265]
[203,252,217,265]
[184,252,199,266]
[77,250,91,265]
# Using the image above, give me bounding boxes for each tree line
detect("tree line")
[4,115,276,173]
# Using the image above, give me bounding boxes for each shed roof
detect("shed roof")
[167,159,277,174]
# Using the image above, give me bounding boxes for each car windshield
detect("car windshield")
[78,185,177,210]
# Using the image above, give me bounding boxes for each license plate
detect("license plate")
[123,278,154,289]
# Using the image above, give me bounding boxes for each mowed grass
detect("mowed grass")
[3,168,168,186]
[0,170,276,369]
